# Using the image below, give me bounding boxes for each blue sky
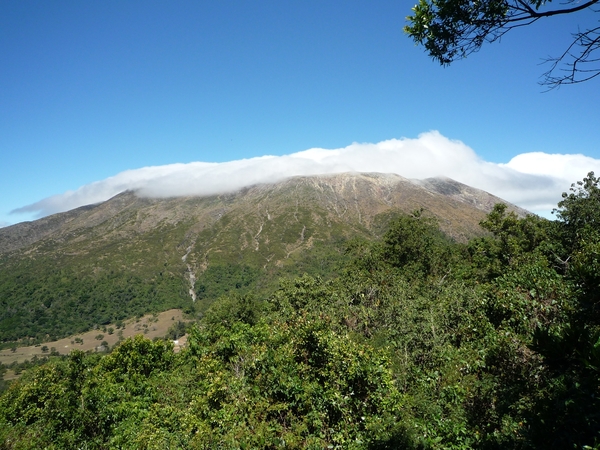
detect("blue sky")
[2,1,599,226]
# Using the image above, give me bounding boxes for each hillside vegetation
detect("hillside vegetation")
[0,172,599,449]
[0,173,515,347]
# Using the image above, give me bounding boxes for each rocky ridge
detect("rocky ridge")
[0,172,527,256]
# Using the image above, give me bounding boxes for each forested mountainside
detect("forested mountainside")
[0,173,522,346]
[1,172,599,449]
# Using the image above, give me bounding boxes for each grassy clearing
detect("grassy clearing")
[0,309,190,366]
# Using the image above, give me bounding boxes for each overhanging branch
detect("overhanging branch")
[541,25,600,88]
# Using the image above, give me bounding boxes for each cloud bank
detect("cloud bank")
[13,131,600,219]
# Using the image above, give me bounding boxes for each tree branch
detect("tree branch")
[541,25,600,88]
[405,0,600,86]
[505,0,600,23]
[526,0,599,18]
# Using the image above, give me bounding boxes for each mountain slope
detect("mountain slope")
[0,173,528,344]
[1,173,526,255]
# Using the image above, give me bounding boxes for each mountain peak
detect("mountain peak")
[0,173,527,255]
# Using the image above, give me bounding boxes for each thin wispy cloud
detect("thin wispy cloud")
[12,131,600,219]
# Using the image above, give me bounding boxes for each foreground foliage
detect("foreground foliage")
[404,0,600,88]
[1,173,599,448]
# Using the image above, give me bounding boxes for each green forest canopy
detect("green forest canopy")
[1,172,599,449]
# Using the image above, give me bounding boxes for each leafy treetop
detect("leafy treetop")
[404,0,600,88]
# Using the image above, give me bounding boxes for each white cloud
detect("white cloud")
[12,131,600,218]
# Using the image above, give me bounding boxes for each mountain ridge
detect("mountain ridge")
[0,172,531,344]
[0,172,528,256]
